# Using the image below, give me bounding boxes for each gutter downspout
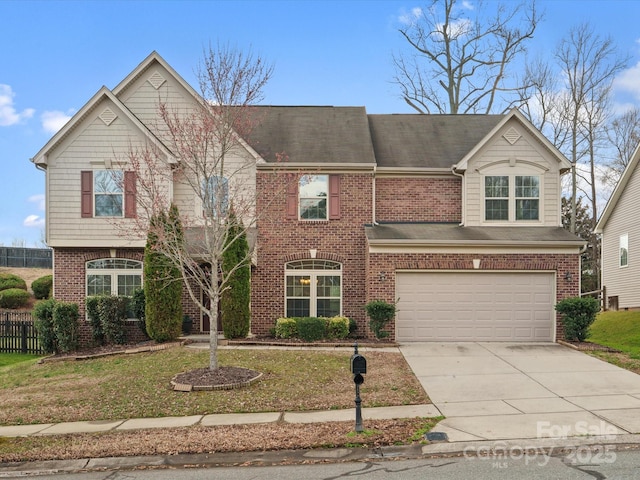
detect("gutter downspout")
[372,164,378,225]
[451,165,465,226]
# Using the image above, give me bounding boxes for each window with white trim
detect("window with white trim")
[94,170,124,217]
[201,176,229,218]
[87,259,143,316]
[484,175,540,222]
[285,259,341,317]
[299,175,328,220]
[620,234,629,267]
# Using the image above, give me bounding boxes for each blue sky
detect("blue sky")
[1,0,640,247]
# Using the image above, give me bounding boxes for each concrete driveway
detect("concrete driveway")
[399,342,640,441]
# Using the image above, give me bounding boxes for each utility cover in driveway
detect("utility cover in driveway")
[395,272,554,342]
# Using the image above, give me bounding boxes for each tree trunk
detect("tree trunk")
[209,294,219,370]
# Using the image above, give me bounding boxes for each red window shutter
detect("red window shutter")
[124,171,137,218]
[329,174,341,220]
[286,175,298,219]
[81,171,93,218]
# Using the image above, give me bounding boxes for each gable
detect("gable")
[595,143,640,233]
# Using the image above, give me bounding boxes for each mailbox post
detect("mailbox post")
[350,342,367,433]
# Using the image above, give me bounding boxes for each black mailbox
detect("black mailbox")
[351,353,367,375]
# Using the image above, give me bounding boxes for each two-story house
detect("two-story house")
[31,52,584,343]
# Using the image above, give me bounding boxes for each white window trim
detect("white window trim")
[482,174,542,224]
[284,260,342,317]
[299,174,329,221]
[620,233,629,268]
[94,170,124,218]
[86,258,143,318]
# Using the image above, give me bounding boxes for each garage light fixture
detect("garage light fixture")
[565,271,572,282]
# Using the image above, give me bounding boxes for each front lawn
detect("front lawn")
[0,346,428,426]
[588,310,640,358]
[0,353,41,368]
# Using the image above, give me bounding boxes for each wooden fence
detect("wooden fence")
[0,311,43,354]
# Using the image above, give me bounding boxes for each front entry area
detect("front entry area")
[395,271,555,342]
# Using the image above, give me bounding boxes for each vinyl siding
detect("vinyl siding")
[601,162,640,308]
[464,120,561,227]
[46,97,169,247]
[117,64,197,141]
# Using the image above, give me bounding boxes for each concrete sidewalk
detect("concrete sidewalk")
[0,404,439,438]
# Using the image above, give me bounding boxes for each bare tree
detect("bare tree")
[118,44,273,371]
[392,0,539,114]
[554,23,627,235]
[604,107,640,187]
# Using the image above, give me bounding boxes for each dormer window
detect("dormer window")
[202,176,229,218]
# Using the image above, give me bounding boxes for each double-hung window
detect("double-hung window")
[620,234,629,267]
[94,170,123,217]
[484,175,540,222]
[202,176,229,218]
[285,260,342,317]
[299,174,328,220]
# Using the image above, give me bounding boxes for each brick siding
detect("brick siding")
[375,177,461,222]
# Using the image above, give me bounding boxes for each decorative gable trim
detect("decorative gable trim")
[475,158,549,173]
[147,70,166,90]
[99,107,117,126]
[503,127,522,145]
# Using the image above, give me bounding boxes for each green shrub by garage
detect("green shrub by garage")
[0,273,27,292]
[0,287,30,308]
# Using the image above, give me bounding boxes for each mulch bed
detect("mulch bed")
[559,340,621,353]
[171,366,263,391]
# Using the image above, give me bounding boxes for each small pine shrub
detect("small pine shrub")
[97,296,128,345]
[365,300,396,339]
[0,273,27,291]
[132,289,148,338]
[32,275,53,299]
[33,298,58,354]
[0,288,30,309]
[327,316,350,339]
[296,317,327,342]
[275,317,297,338]
[555,296,601,342]
[52,301,79,353]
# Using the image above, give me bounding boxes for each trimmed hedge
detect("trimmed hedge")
[33,298,57,354]
[52,301,79,353]
[0,273,27,292]
[275,317,297,338]
[555,296,601,342]
[274,316,351,341]
[0,287,30,308]
[32,274,53,299]
[86,295,129,345]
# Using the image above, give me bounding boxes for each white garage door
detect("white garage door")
[396,272,555,342]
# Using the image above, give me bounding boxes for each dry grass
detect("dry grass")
[0,267,51,294]
[0,418,441,463]
[0,346,428,426]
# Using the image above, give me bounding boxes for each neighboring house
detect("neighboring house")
[595,143,640,310]
[31,52,584,343]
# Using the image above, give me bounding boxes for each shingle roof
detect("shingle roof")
[245,106,376,165]
[367,114,504,168]
[365,223,585,245]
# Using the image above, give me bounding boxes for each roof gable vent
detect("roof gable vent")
[148,70,166,90]
[99,107,117,126]
[503,127,522,145]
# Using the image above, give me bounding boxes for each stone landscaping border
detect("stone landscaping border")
[170,371,263,392]
[38,341,184,363]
